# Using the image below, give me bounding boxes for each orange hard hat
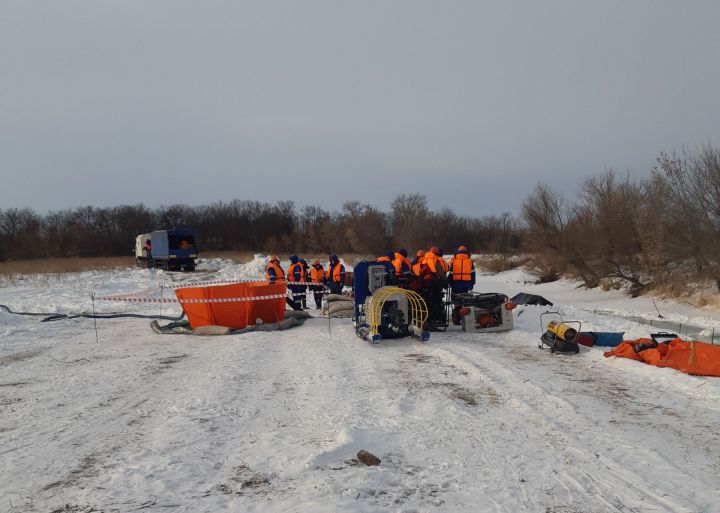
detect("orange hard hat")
[458,245,467,252]
[416,250,426,257]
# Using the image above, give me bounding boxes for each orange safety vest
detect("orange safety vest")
[287,262,306,283]
[310,265,325,283]
[412,257,425,276]
[424,252,440,273]
[392,253,411,276]
[438,256,449,273]
[330,263,344,283]
[265,262,285,282]
[450,253,473,281]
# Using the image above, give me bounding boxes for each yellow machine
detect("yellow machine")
[539,313,581,353]
[545,321,578,342]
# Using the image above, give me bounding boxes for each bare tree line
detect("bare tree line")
[522,143,720,295]
[0,194,521,261]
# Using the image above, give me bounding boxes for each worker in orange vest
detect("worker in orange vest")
[309,259,326,309]
[392,248,412,278]
[448,245,476,294]
[265,255,285,283]
[424,247,447,280]
[328,254,346,295]
[436,248,449,274]
[287,255,307,309]
[376,252,393,263]
[411,250,426,276]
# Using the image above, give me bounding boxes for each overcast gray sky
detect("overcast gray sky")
[1,1,719,217]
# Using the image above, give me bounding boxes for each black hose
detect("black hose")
[1,304,185,322]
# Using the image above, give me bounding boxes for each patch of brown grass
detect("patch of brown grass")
[199,250,256,263]
[0,256,134,276]
[475,254,529,274]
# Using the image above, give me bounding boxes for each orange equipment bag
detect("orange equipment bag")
[604,337,720,377]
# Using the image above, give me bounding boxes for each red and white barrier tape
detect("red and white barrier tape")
[163,277,262,289]
[163,279,327,289]
[96,294,288,304]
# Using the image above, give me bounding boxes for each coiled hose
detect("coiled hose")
[0,304,185,322]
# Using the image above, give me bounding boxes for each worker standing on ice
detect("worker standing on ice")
[448,245,476,295]
[287,255,307,310]
[328,254,346,295]
[265,255,285,283]
[309,259,326,309]
[299,258,310,309]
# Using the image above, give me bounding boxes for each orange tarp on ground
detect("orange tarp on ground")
[604,338,720,377]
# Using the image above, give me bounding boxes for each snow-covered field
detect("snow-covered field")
[2,257,720,512]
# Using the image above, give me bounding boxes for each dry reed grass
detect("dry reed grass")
[475,254,528,274]
[0,256,135,276]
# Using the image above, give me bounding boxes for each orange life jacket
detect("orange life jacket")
[450,253,473,281]
[424,252,440,273]
[437,255,449,273]
[412,257,425,276]
[287,262,306,283]
[330,263,344,283]
[265,262,285,282]
[310,265,325,283]
[392,253,412,276]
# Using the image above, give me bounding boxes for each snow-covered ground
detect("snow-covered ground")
[2,257,720,512]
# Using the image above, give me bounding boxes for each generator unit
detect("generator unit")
[451,292,516,333]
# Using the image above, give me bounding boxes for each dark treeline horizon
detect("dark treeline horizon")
[6,143,720,299]
[0,193,522,261]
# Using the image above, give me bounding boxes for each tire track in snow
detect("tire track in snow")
[428,339,720,513]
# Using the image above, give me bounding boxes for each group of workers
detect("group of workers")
[265,254,346,309]
[376,246,476,295]
[264,245,475,312]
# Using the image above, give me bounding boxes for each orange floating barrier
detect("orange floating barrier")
[175,282,286,329]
